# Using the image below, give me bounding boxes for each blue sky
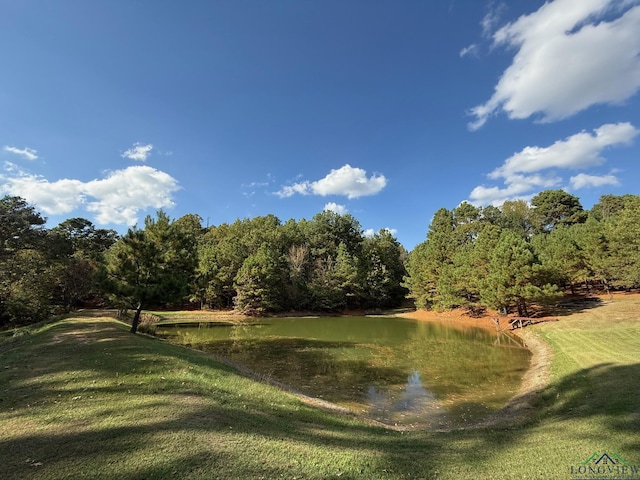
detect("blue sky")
[1,0,639,250]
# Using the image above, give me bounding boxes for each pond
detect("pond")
[155,316,531,428]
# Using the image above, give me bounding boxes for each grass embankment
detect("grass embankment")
[1,298,639,479]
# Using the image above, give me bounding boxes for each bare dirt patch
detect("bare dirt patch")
[397,308,499,331]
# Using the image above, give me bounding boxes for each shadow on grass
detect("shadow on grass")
[1,316,639,479]
[546,296,605,317]
[535,362,640,437]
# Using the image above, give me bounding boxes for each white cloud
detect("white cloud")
[323,202,348,215]
[276,164,387,199]
[468,122,637,205]
[469,0,640,130]
[122,143,153,161]
[490,123,638,179]
[1,174,86,214]
[83,166,180,224]
[277,182,311,198]
[469,173,560,206]
[364,227,398,238]
[0,165,180,226]
[570,173,620,189]
[3,146,38,161]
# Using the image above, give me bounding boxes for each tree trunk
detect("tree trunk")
[130,302,143,334]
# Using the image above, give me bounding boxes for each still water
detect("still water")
[155,316,530,428]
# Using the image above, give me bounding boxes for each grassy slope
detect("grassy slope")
[1,298,639,480]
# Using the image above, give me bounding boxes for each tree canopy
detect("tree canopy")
[404,191,640,316]
[2,189,640,330]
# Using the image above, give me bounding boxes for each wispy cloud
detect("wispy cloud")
[3,146,38,161]
[276,164,387,199]
[481,1,506,37]
[459,44,479,58]
[469,0,640,130]
[0,164,180,226]
[242,174,275,198]
[468,122,638,205]
[122,143,153,162]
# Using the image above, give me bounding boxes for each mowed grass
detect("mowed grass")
[1,297,639,480]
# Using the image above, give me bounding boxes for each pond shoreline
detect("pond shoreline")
[158,308,551,432]
[395,309,552,430]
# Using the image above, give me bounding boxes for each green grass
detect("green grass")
[1,298,639,479]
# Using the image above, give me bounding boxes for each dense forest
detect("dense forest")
[0,196,407,331]
[405,190,640,316]
[1,190,639,332]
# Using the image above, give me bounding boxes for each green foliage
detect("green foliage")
[531,189,587,233]
[498,199,534,239]
[589,194,638,221]
[195,211,406,313]
[403,209,457,309]
[1,250,57,326]
[361,230,408,308]
[102,210,199,332]
[234,243,287,314]
[402,191,640,314]
[5,189,640,326]
[0,195,47,258]
[479,230,560,315]
[47,218,118,311]
[531,225,588,292]
[0,196,51,327]
[605,197,640,288]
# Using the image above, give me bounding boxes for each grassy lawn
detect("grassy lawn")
[1,297,639,479]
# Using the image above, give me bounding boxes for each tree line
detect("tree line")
[2,190,639,332]
[0,196,407,331]
[403,190,640,317]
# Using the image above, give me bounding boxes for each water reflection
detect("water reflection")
[155,316,530,427]
[367,370,447,426]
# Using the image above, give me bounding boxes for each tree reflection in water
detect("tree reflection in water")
[367,370,449,427]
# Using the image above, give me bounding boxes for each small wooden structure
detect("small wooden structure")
[492,316,558,332]
[509,317,533,330]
